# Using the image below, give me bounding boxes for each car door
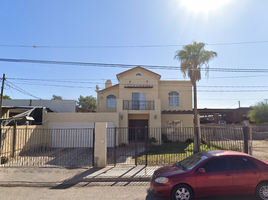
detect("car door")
[195,156,234,197]
[229,156,260,194]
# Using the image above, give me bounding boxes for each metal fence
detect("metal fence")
[200,126,244,152]
[1,126,246,168]
[107,126,244,166]
[249,124,268,159]
[0,127,94,168]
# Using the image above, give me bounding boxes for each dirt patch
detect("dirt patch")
[251,140,268,161]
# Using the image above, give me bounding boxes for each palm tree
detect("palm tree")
[174,41,217,153]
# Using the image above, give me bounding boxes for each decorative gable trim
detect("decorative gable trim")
[124,84,153,88]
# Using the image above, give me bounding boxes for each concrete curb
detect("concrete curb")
[79,177,151,182]
[0,182,62,187]
[0,177,151,187]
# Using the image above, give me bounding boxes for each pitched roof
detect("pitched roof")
[116,66,161,80]
[97,84,119,93]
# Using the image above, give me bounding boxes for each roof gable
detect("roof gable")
[116,66,161,81]
[97,84,119,93]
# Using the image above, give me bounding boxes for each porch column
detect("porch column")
[94,122,107,167]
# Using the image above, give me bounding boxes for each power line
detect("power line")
[10,82,95,89]
[0,41,268,49]
[229,102,239,108]
[9,81,268,88]
[8,78,104,84]
[7,81,268,93]
[7,78,268,88]
[198,90,268,92]
[7,78,268,90]
[5,81,41,99]
[6,75,268,84]
[207,75,268,79]
[1,58,268,73]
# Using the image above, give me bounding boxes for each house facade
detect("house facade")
[96,66,194,129]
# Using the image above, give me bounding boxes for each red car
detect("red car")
[151,150,268,200]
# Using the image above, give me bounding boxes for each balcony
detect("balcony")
[123,100,155,110]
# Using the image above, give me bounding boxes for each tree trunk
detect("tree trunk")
[193,81,200,153]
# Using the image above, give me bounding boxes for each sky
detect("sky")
[0,0,267,109]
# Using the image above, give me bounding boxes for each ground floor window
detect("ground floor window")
[166,120,182,134]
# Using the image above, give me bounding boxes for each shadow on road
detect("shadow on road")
[145,189,256,200]
[50,167,116,189]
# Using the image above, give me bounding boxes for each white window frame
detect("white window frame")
[169,91,179,107]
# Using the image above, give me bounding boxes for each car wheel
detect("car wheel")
[257,182,268,200]
[172,184,193,200]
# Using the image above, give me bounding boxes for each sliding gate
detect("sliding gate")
[0,127,94,168]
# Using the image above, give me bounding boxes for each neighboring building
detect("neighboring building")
[1,106,53,126]
[198,107,251,124]
[96,66,194,129]
[3,99,76,113]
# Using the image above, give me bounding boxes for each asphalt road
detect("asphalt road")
[0,184,257,200]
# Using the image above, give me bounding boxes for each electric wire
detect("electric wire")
[0,40,267,49]
[8,81,268,92]
[5,81,41,99]
[7,79,268,89]
[7,74,268,82]
[1,58,268,73]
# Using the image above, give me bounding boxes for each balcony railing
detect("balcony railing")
[123,100,155,110]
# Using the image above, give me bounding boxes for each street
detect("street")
[0,184,256,200]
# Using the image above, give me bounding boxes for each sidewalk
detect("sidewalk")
[0,166,160,187]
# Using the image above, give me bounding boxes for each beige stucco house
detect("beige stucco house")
[0,67,194,159]
[96,66,194,129]
[35,66,194,147]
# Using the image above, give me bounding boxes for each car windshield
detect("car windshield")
[177,153,209,171]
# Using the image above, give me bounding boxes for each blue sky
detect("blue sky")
[0,0,267,108]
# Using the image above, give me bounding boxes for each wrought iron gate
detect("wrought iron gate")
[0,127,95,168]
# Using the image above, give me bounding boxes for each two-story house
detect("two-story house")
[96,66,194,131]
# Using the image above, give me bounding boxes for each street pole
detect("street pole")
[0,73,6,157]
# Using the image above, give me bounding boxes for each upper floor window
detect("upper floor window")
[136,73,142,76]
[107,95,116,108]
[169,91,179,107]
[132,92,145,110]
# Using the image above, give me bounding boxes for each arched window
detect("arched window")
[107,95,116,108]
[169,91,179,107]
[136,73,142,76]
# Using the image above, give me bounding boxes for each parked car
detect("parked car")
[151,150,268,200]
[218,120,227,124]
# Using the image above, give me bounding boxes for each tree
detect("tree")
[51,95,63,100]
[174,41,217,153]
[77,95,97,111]
[248,100,268,123]
[0,94,11,99]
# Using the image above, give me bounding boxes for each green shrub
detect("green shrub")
[149,137,157,146]
[162,133,173,143]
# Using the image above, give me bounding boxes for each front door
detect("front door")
[129,120,148,141]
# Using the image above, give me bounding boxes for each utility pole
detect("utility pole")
[238,101,241,108]
[0,73,5,156]
[0,73,5,117]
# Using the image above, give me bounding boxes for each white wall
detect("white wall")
[48,122,115,148]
